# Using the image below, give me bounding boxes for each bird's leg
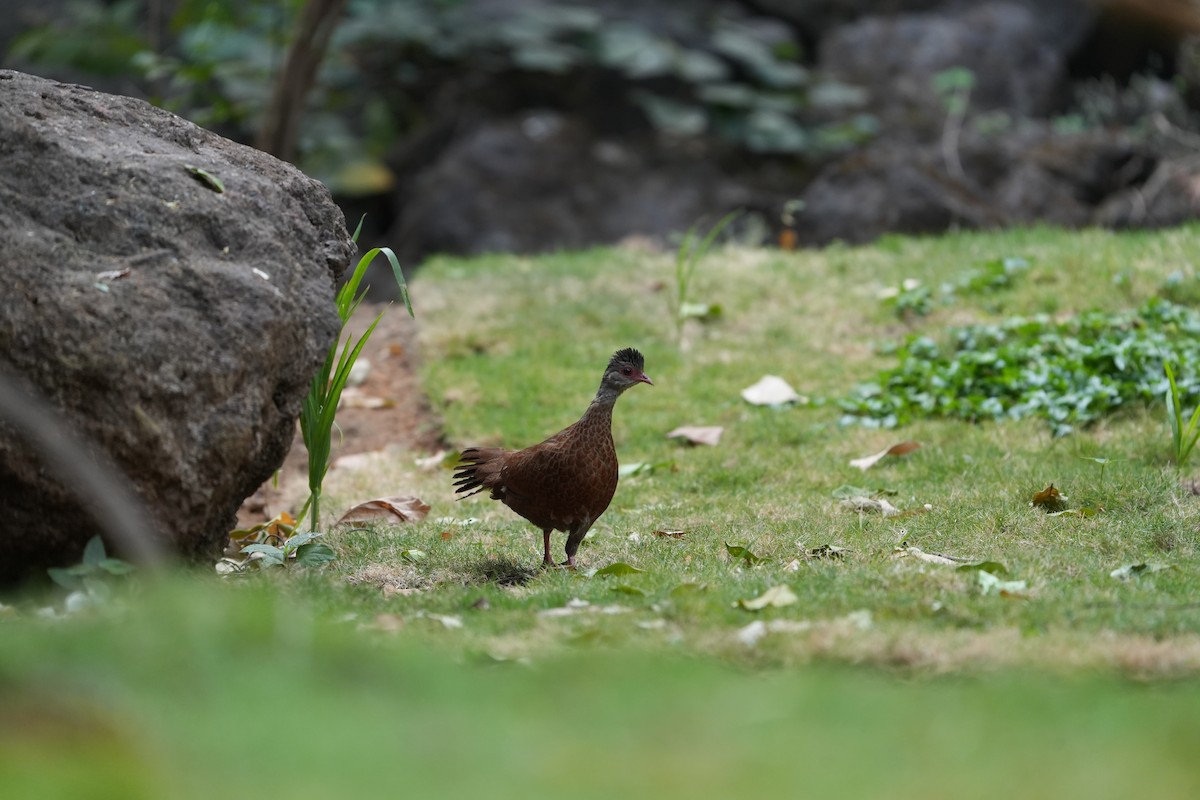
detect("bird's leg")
[541,529,555,568]
[561,520,592,569]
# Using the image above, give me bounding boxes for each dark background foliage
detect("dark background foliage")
[4,0,1200,265]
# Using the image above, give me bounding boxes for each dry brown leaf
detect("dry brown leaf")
[1031,484,1067,511]
[336,496,431,527]
[665,426,724,446]
[849,440,922,471]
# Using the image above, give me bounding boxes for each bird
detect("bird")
[452,347,653,568]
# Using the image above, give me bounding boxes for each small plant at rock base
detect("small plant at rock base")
[1164,362,1200,466]
[46,535,134,609]
[672,210,739,348]
[297,219,413,531]
[239,530,336,570]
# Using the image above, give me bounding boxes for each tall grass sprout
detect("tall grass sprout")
[297,220,412,530]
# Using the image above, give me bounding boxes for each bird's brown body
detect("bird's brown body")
[453,348,652,567]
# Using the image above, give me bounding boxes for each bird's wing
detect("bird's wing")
[494,437,573,501]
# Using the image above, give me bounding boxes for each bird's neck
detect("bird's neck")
[579,385,621,426]
[591,382,624,409]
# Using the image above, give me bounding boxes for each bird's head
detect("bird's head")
[604,347,653,392]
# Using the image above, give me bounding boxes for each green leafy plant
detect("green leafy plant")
[672,211,740,347]
[240,530,336,569]
[297,220,413,531]
[880,279,934,320]
[1164,362,1200,465]
[842,299,1200,436]
[47,535,134,601]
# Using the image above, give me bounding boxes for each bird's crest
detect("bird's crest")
[608,347,644,371]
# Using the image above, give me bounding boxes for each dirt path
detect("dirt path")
[237,304,444,526]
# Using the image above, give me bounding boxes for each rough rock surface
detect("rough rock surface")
[0,70,353,584]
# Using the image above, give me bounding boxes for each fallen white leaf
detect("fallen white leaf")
[741,375,804,406]
[339,387,390,408]
[735,584,799,610]
[892,546,969,566]
[665,425,724,446]
[849,440,921,471]
[415,611,462,629]
[737,620,768,646]
[415,450,449,470]
[977,570,1027,597]
[434,516,479,526]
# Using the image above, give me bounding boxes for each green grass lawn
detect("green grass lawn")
[4,224,1200,796]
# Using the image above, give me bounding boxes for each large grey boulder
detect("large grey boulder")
[0,70,352,585]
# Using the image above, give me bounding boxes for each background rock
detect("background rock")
[0,70,352,585]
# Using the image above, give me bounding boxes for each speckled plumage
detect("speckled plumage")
[452,348,652,567]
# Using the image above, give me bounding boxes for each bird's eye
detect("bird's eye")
[622,367,632,375]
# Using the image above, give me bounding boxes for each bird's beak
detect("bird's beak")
[639,373,654,386]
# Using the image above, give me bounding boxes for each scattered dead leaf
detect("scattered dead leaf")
[229,511,296,546]
[1032,484,1067,511]
[96,268,131,282]
[807,544,849,560]
[415,450,451,470]
[839,496,900,516]
[339,387,393,409]
[892,545,969,566]
[381,585,422,599]
[977,570,1028,598]
[1110,562,1174,581]
[653,529,688,539]
[370,613,405,633]
[734,584,798,610]
[336,496,430,527]
[666,425,724,446]
[849,440,922,471]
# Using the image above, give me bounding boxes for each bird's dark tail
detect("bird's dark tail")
[451,447,501,499]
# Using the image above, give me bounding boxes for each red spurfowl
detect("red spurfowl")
[452,348,653,567]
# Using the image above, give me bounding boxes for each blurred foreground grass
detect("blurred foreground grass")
[3,578,1200,799]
